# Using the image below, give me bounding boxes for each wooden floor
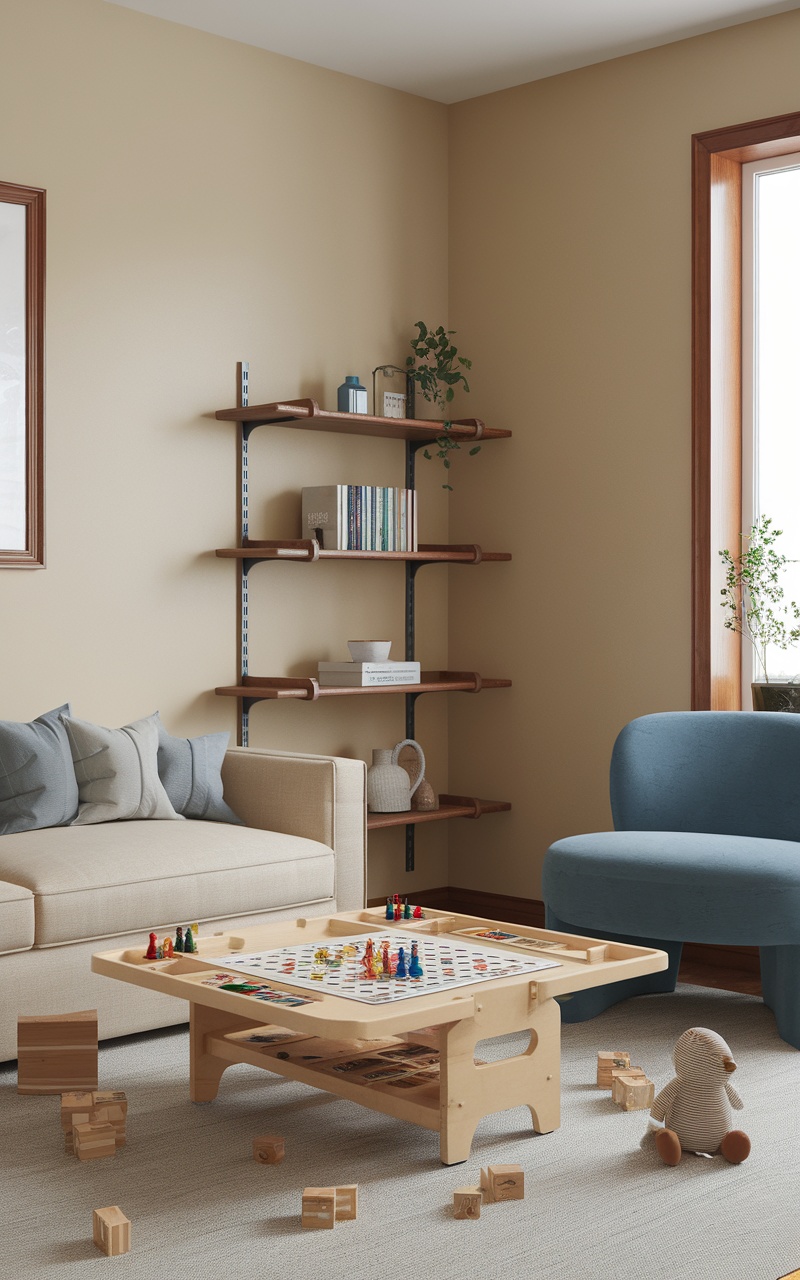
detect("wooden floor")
[678,956,761,996]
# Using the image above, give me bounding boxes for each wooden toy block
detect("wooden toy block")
[253,1134,285,1164]
[596,1050,630,1087]
[17,1010,98,1095]
[611,1072,656,1111]
[453,1186,482,1219]
[62,1089,127,1152]
[334,1184,358,1220]
[73,1120,116,1161]
[302,1187,336,1229]
[93,1206,131,1256]
[480,1164,524,1203]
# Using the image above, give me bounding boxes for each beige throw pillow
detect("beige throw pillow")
[62,712,183,825]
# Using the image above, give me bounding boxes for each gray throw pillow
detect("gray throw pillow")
[0,704,79,835]
[156,717,243,824]
[62,712,182,825]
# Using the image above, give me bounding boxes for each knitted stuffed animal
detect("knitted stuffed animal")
[650,1027,751,1166]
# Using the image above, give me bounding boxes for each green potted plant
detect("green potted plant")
[405,321,480,490]
[719,515,800,710]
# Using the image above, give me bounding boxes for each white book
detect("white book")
[318,669,422,686]
[318,660,420,674]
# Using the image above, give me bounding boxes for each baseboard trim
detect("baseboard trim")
[368,888,759,977]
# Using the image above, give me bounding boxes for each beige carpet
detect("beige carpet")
[1,984,797,1280]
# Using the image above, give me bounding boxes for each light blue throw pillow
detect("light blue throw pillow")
[156,718,243,825]
[0,704,79,835]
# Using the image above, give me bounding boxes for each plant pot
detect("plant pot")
[751,682,800,712]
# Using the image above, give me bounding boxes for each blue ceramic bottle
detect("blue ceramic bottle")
[338,375,367,414]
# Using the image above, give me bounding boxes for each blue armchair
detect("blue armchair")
[542,711,800,1048]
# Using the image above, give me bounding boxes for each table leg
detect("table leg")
[189,1002,249,1102]
[438,995,562,1165]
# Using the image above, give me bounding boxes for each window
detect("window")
[692,112,800,709]
[741,154,800,692]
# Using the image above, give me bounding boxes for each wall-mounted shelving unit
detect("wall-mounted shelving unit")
[214,367,513,870]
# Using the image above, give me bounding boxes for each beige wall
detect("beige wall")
[0,0,450,898]
[448,9,800,899]
[6,1,800,908]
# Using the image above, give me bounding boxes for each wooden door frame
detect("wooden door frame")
[692,111,800,708]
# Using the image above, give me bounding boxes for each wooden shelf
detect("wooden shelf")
[215,397,511,442]
[216,672,511,701]
[216,541,511,565]
[367,795,512,831]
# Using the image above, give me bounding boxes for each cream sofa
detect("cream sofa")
[0,746,366,1061]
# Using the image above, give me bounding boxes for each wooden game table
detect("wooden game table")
[91,908,667,1165]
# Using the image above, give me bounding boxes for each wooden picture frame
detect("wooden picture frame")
[0,180,45,568]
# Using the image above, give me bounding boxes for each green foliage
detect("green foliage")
[719,515,800,682]
[405,321,478,489]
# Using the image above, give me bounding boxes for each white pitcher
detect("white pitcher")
[367,739,425,813]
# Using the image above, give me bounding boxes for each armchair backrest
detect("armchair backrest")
[610,711,800,842]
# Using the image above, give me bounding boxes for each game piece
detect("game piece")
[361,938,376,979]
[314,947,330,964]
[93,1207,131,1256]
[184,926,195,954]
[413,904,423,919]
[174,926,184,953]
[145,932,158,960]
[453,1187,482,1219]
[381,940,391,976]
[162,937,173,959]
[395,947,408,978]
[73,1120,116,1161]
[17,1010,98,1095]
[253,1134,285,1164]
[393,902,401,921]
[191,922,199,938]
[403,897,411,919]
[596,1050,630,1087]
[385,897,393,920]
[480,1164,524,1202]
[334,1184,358,1220]
[612,1072,655,1111]
[408,941,423,978]
[302,1187,336,1229]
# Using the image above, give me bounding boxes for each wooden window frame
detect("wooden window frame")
[692,112,800,708]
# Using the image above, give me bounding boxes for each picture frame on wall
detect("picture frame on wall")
[0,180,45,568]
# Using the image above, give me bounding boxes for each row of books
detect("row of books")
[301,485,418,552]
[317,660,421,687]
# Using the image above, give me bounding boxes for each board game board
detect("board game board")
[204,930,560,1005]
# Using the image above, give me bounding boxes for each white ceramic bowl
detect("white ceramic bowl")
[348,640,392,663]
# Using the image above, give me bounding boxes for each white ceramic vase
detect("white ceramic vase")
[367,739,425,812]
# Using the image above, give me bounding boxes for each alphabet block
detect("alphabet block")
[611,1072,655,1111]
[453,1187,482,1219]
[480,1164,524,1203]
[253,1134,285,1164]
[596,1050,630,1087]
[74,1121,116,1161]
[93,1206,131,1256]
[302,1187,336,1229]
[17,1011,98,1095]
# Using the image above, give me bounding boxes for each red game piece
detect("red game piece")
[412,905,423,919]
[145,932,158,959]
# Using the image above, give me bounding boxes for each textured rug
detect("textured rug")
[1,984,798,1280]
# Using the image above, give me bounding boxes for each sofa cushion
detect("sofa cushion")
[0,880,35,954]
[62,713,181,826]
[0,820,335,946]
[0,705,79,835]
[156,720,243,825]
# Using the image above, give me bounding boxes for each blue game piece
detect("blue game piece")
[408,941,423,978]
[385,897,394,921]
[403,897,411,920]
[395,946,408,978]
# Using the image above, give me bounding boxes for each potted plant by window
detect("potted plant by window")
[720,515,800,710]
[405,321,480,490]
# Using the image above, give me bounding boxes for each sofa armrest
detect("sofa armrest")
[220,747,367,912]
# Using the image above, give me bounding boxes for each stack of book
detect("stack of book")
[317,660,421,687]
[302,485,418,552]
